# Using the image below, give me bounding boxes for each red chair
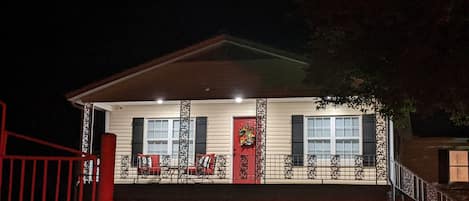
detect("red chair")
[187,153,216,175]
[137,154,161,175]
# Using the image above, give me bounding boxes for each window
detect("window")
[144,119,195,164]
[306,116,361,159]
[449,150,469,182]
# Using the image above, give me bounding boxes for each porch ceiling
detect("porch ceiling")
[67,35,320,103]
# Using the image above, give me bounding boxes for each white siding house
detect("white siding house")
[67,35,390,186]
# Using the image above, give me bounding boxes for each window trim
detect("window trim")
[142,118,196,158]
[303,115,363,157]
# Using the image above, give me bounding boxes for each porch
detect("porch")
[83,98,389,186]
[116,153,386,185]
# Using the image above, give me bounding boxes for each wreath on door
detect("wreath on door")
[239,124,255,146]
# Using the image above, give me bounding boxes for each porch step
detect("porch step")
[114,184,391,201]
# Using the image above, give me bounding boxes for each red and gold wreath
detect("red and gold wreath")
[239,125,255,146]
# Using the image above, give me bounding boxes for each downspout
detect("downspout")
[387,118,396,201]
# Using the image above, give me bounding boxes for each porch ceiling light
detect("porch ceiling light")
[235,97,243,103]
[157,99,164,104]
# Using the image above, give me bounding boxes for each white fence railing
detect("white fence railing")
[393,161,454,201]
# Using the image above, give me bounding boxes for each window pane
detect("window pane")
[314,118,321,128]
[147,120,157,139]
[336,117,359,137]
[450,167,469,182]
[336,140,344,155]
[336,118,344,137]
[352,117,359,137]
[353,142,359,154]
[147,131,157,139]
[308,118,331,137]
[345,118,352,127]
[323,118,330,129]
[352,117,359,128]
[352,128,359,137]
[344,128,352,137]
[148,120,168,139]
[344,141,350,156]
[308,140,315,154]
[162,120,168,130]
[322,140,331,157]
[321,118,330,137]
[308,140,330,158]
[336,139,359,156]
[148,120,155,130]
[310,119,318,137]
[336,118,344,128]
[449,151,469,182]
[173,121,180,138]
[450,151,468,166]
[336,128,344,137]
[147,141,167,154]
[322,128,330,137]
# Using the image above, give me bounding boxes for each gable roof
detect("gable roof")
[67,35,315,103]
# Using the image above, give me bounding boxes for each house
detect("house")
[395,113,469,201]
[66,35,393,200]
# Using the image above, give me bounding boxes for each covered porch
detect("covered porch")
[81,98,389,185]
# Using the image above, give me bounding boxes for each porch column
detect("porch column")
[80,103,94,182]
[255,98,267,183]
[177,100,191,183]
[375,114,387,180]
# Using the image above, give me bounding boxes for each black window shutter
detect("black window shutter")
[438,149,449,184]
[292,115,304,166]
[131,118,144,166]
[195,117,207,155]
[362,114,377,166]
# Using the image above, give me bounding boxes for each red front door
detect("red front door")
[232,117,259,184]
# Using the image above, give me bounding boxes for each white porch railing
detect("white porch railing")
[393,161,454,201]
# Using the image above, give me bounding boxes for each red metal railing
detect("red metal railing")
[2,153,98,201]
[1,100,8,196]
[0,100,109,201]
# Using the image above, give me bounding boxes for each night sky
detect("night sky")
[2,1,309,149]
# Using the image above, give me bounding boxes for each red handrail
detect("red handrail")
[6,131,87,156]
[3,155,96,160]
[1,100,6,155]
[0,100,112,201]
[0,100,6,196]
[1,100,6,139]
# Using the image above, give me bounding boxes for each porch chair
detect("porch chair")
[187,153,216,176]
[137,153,161,175]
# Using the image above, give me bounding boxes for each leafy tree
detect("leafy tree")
[298,0,469,126]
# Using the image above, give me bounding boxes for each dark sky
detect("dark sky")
[2,1,309,149]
